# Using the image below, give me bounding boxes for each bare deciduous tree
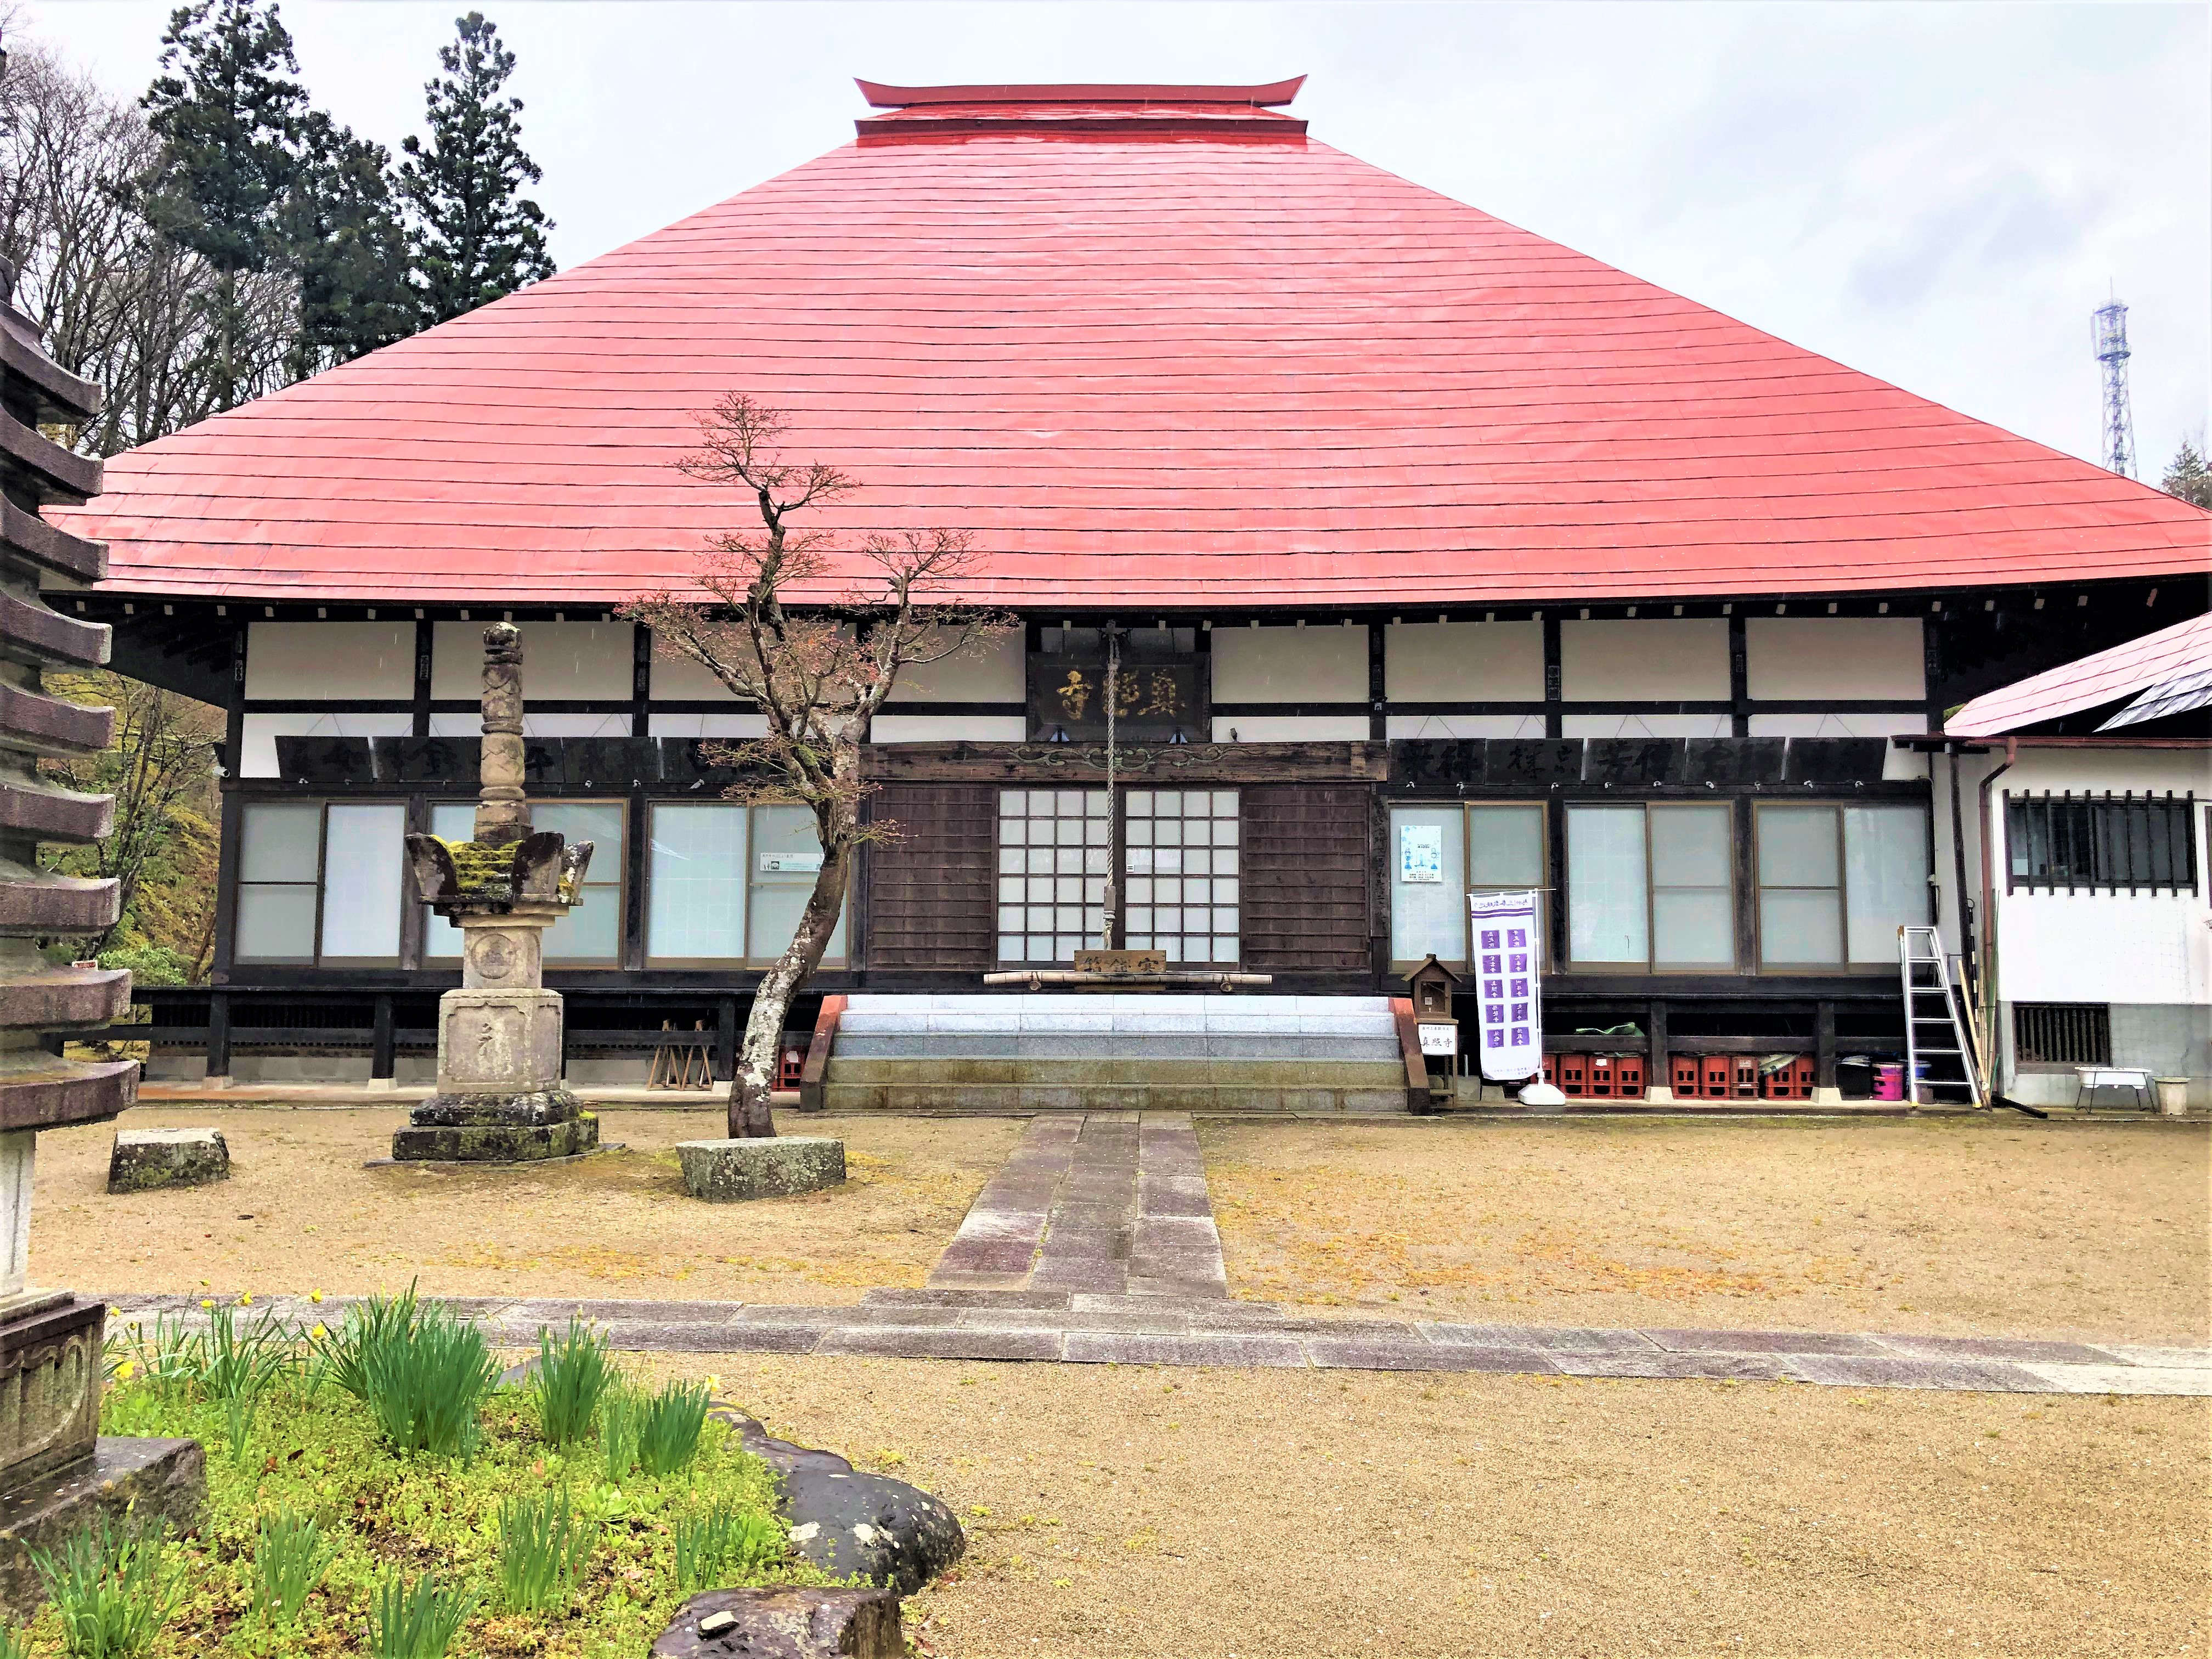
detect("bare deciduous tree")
[624,394,1011,1138]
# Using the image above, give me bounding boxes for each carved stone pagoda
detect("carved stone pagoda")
[0,236,200,1609]
[398,622,598,1161]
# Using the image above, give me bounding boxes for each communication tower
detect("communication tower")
[2092,297,2136,477]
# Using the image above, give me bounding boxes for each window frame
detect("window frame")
[1386,800,1553,973]
[1564,800,1737,975]
[641,799,850,970]
[2003,791,2200,896]
[233,798,408,969]
[1752,800,1931,973]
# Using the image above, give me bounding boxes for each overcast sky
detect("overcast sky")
[16,0,2209,479]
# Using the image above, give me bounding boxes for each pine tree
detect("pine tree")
[2159,437,2212,510]
[281,112,415,378]
[397,12,554,326]
[138,0,306,409]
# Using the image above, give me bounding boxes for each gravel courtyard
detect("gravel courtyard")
[648,1352,2209,1659]
[1205,1118,2209,1344]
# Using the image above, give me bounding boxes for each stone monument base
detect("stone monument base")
[108,1127,230,1193]
[393,1096,599,1163]
[0,1437,206,1620]
[0,1294,103,1490]
[676,1137,846,1201]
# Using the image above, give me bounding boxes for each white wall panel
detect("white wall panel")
[1561,713,1730,738]
[239,713,412,777]
[1211,625,1364,703]
[1749,712,1929,778]
[1209,715,1369,742]
[1386,713,1543,740]
[871,715,1028,743]
[652,713,769,740]
[1745,617,1924,701]
[246,622,413,700]
[1384,622,1543,702]
[1560,618,1728,701]
[651,651,742,702]
[887,630,1025,703]
[432,620,634,700]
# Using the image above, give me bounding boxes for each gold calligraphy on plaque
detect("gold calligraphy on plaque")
[1056,669,1095,720]
[1114,668,1184,719]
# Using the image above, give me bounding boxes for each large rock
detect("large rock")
[711,1408,963,1595]
[677,1137,845,1202]
[0,1436,205,1620]
[107,1127,229,1193]
[651,1587,901,1658]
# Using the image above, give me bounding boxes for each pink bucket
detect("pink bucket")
[1872,1063,1906,1101]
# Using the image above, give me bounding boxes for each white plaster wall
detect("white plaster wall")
[432,620,634,700]
[651,651,741,702]
[1561,713,1731,738]
[1383,622,1543,702]
[1210,715,1370,742]
[246,622,414,700]
[1211,625,1365,702]
[1560,618,1728,701]
[871,715,1028,743]
[1750,712,1930,778]
[1386,713,1544,740]
[1745,617,1924,701]
[427,712,633,738]
[887,630,1025,703]
[1991,748,2212,1009]
[651,713,769,740]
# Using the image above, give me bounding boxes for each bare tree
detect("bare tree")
[624,394,1011,1138]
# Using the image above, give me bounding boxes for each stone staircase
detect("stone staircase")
[817,994,1412,1114]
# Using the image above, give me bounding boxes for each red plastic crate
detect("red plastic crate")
[778,1041,806,1089]
[1671,1053,1704,1097]
[1760,1055,1816,1100]
[1613,1054,1647,1096]
[1699,1056,1736,1099]
[1585,1053,1623,1098]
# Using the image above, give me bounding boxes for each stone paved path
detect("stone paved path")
[97,1113,2212,1396]
[927,1114,1226,1297]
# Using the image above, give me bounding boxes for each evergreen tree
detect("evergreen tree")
[138,0,306,408]
[281,111,414,377]
[397,12,554,326]
[2159,437,2212,510]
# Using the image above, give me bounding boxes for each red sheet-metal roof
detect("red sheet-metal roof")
[55,78,2212,608]
[1946,612,2212,736]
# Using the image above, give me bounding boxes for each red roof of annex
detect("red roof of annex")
[56,78,2211,607]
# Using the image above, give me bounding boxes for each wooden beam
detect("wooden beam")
[860,740,1389,784]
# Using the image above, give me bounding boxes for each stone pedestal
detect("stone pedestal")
[0,1436,205,1620]
[108,1127,229,1193]
[676,1137,845,1201]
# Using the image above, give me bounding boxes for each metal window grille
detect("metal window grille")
[2013,1003,2112,1066]
[2004,792,2198,894]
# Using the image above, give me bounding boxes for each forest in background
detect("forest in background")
[4,0,554,980]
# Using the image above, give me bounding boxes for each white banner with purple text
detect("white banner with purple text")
[1468,889,1542,1081]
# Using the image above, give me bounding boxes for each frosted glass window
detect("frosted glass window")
[1758,806,1843,966]
[747,805,846,963]
[1468,805,1545,890]
[538,804,625,963]
[997,788,1107,962]
[1650,806,1733,967]
[1567,807,1647,965]
[421,804,475,960]
[1845,806,1932,964]
[234,804,321,962]
[1125,789,1237,964]
[318,805,405,963]
[1390,807,1465,964]
[648,805,746,962]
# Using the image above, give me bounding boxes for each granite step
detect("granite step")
[825,1056,1408,1086]
[818,1082,1409,1114]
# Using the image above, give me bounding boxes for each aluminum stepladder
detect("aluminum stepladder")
[1898,925,1984,1108]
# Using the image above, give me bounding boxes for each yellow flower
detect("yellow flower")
[238,1293,252,1306]
[199,1299,213,1310]
[114,1360,135,1381]
[309,1289,324,1305]
[703,1374,722,1394]
[310,1324,328,1341]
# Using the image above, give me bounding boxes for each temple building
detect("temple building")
[47,78,2210,1103]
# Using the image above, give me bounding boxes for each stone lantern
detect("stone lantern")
[396,623,599,1161]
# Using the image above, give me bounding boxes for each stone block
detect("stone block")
[652,1587,903,1658]
[0,1295,102,1485]
[435,988,564,1094]
[106,1127,229,1194]
[408,1087,580,1128]
[391,1113,598,1163]
[0,1436,205,1621]
[676,1137,845,1202]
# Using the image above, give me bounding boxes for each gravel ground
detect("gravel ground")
[32,1108,1021,1303]
[1204,1118,2209,1344]
[645,1353,2210,1659]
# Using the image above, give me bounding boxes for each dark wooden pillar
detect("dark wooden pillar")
[371,994,396,1081]
[1541,614,1562,738]
[411,617,434,736]
[1728,612,1750,737]
[1367,619,1387,740]
[1815,1000,1837,1092]
[206,991,233,1081]
[717,996,738,1081]
[1646,998,1669,1097]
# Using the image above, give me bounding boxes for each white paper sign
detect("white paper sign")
[1468,889,1542,1081]
[759,851,825,873]
[1399,823,1443,884]
[1418,1023,1459,1057]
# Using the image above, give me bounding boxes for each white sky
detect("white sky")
[17,0,2210,479]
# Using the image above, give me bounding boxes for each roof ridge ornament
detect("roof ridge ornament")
[855,76,1305,108]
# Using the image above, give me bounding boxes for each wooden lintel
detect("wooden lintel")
[860,740,1390,785]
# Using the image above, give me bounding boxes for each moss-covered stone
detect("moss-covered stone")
[108,1127,230,1193]
[391,1114,599,1164]
[436,837,516,898]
